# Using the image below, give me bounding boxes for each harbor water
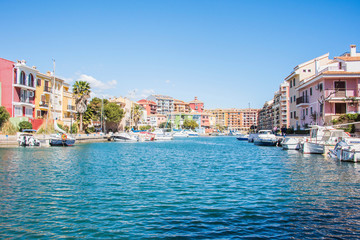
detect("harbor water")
[1,137,360,239]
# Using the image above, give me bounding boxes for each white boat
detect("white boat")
[153,129,174,141]
[138,132,155,142]
[248,133,257,142]
[236,134,249,141]
[184,129,199,137]
[253,130,278,146]
[17,131,41,147]
[172,130,189,138]
[113,132,138,142]
[300,126,352,154]
[328,138,360,162]
[282,137,301,150]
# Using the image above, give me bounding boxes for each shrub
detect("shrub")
[0,106,10,129]
[139,125,151,130]
[85,126,95,134]
[70,124,78,134]
[18,121,32,132]
[1,121,17,135]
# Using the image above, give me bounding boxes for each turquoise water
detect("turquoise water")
[1,137,360,239]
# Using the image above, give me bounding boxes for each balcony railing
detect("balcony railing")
[324,88,358,98]
[40,101,49,108]
[296,96,309,105]
[67,105,76,111]
[44,86,51,93]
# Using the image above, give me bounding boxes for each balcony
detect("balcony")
[324,88,358,100]
[44,86,52,93]
[39,101,49,109]
[13,81,36,91]
[67,105,76,112]
[296,96,309,106]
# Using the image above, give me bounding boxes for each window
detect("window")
[14,106,22,117]
[293,79,296,86]
[319,83,323,92]
[310,87,312,96]
[290,81,292,88]
[335,103,346,114]
[303,109,305,116]
[20,71,26,85]
[306,108,308,115]
[290,112,293,118]
[290,97,292,103]
[294,96,296,102]
[310,107,313,114]
[303,69,306,72]
[28,74,34,87]
[308,69,311,72]
[37,79,41,86]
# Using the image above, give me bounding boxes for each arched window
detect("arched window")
[28,74,34,87]
[20,71,26,85]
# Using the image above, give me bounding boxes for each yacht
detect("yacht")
[253,130,278,146]
[153,129,174,141]
[113,132,138,142]
[49,120,76,146]
[172,130,189,138]
[282,137,301,150]
[236,134,249,141]
[17,130,41,147]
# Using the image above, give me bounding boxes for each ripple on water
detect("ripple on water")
[2,137,360,238]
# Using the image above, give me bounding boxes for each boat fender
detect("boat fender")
[61,134,67,141]
[345,132,351,137]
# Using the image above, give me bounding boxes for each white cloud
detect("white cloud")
[165,80,171,84]
[77,74,117,90]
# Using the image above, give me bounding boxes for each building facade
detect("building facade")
[137,99,157,115]
[258,100,274,130]
[146,95,174,115]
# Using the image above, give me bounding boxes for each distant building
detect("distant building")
[272,81,290,129]
[188,96,204,113]
[207,108,259,131]
[146,94,174,115]
[173,99,190,113]
[258,100,274,130]
[137,99,157,115]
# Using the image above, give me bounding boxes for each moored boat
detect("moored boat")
[253,130,278,146]
[113,132,138,142]
[49,120,76,146]
[17,130,41,147]
[282,137,301,150]
[236,134,249,141]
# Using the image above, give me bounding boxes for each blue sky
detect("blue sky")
[1,0,360,108]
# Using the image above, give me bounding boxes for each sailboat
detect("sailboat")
[49,120,76,146]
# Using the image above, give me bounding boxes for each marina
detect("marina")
[1,136,360,238]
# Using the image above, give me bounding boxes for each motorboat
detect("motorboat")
[138,132,155,142]
[172,130,189,138]
[49,120,76,146]
[113,132,138,142]
[253,130,278,146]
[299,126,351,154]
[184,129,199,137]
[248,133,257,143]
[236,134,249,141]
[282,137,301,150]
[328,137,360,162]
[17,130,41,147]
[153,129,174,141]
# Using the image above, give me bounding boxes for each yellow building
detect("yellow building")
[34,72,52,119]
[62,83,76,126]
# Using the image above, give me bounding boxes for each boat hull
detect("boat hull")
[236,137,248,141]
[49,139,75,146]
[300,142,324,154]
[254,140,277,146]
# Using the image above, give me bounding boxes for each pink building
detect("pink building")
[137,99,157,115]
[296,45,360,127]
[0,59,37,118]
[189,97,204,113]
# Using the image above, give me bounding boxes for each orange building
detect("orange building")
[137,99,157,115]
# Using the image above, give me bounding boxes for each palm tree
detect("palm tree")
[131,104,143,130]
[73,81,91,132]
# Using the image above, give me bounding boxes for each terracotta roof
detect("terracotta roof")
[335,56,360,61]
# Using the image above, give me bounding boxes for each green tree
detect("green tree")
[88,97,109,121]
[73,81,91,132]
[183,119,198,130]
[0,106,10,130]
[139,125,152,130]
[19,121,32,132]
[131,104,143,130]
[159,121,172,129]
[104,102,124,123]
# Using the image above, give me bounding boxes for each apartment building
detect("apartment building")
[188,97,204,113]
[208,108,259,131]
[272,81,290,129]
[296,45,360,127]
[0,59,37,119]
[137,99,157,115]
[173,99,190,113]
[258,100,274,130]
[285,53,331,129]
[146,95,174,115]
